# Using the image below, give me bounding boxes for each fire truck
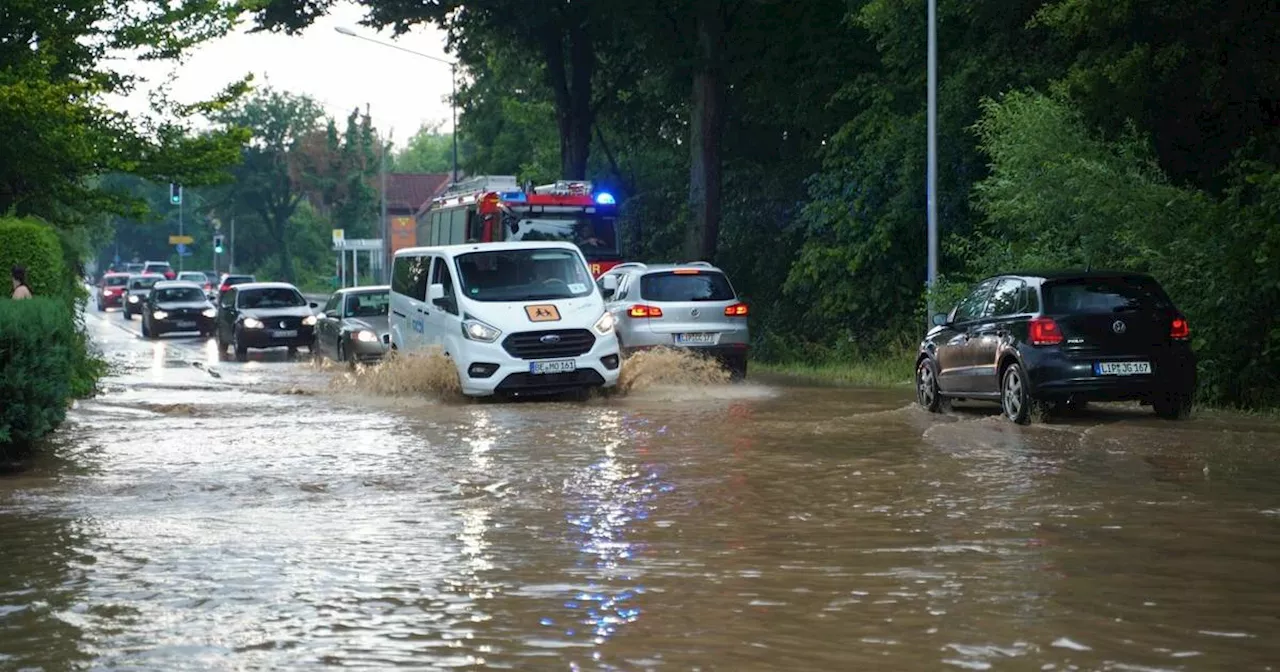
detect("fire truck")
[415,175,622,277]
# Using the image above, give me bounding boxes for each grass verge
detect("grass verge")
[752,350,916,388]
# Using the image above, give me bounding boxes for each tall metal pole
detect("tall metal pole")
[380,131,389,284]
[451,63,459,184]
[230,216,236,274]
[178,189,185,272]
[926,0,939,320]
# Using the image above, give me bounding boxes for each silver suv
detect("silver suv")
[599,261,749,378]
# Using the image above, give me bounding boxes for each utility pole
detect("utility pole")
[451,62,458,184]
[230,216,236,274]
[380,128,390,284]
[926,0,939,321]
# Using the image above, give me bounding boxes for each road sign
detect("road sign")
[334,238,383,251]
[169,235,194,245]
[332,229,345,246]
[176,243,188,255]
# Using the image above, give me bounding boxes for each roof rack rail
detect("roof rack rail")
[681,261,715,267]
[609,262,647,271]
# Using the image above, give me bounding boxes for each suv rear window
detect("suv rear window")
[640,271,735,302]
[1044,276,1172,314]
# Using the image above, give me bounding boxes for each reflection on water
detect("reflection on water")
[4,309,1280,668]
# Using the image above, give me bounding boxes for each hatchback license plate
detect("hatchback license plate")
[531,359,576,375]
[675,332,717,345]
[1094,361,1151,376]
[272,329,298,338]
[175,321,197,328]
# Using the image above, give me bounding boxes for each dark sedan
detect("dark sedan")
[916,271,1196,423]
[215,282,319,361]
[141,281,216,338]
[314,286,391,365]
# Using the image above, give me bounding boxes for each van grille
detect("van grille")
[502,329,595,360]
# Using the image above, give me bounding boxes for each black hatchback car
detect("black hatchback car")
[215,282,319,361]
[141,281,216,338]
[916,271,1195,423]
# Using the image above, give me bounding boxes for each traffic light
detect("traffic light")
[213,234,224,254]
[169,183,182,205]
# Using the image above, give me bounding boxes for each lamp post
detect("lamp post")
[925,0,939,322]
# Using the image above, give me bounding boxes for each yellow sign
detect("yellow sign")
[524,304,561,322]
[168,235,194,244]
[332,229,345,246]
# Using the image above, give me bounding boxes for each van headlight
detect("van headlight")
[593,311,616,335]
[202,308,217,318]
[462,319,501,343]
[302,315,317,326]
[242,317,264,329]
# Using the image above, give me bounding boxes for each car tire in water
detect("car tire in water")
[1153,393,1193,420]
[916,358,943,413]
[233,330,248,362]
[1001,362,1033,424]
[123,307,132,321]
[141,319,151,339]
[727,356,747,382]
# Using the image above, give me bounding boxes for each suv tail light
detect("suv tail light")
[724,303,749,317]
[219,284,231,293]
[1029,316,1063,345]
[627,304,663,318]
[1170,317,1190,340]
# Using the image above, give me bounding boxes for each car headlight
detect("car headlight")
[202,308,217,318]
[593,311,616,335]
[128,295,139,303]
[302,315,317,326]
[152,310,169,320]
[462,319,501,343]
[355,329,378,343]
[242,317,264,329]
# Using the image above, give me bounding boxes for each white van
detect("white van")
[389,241,622,397]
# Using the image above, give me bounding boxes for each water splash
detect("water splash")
[616,347,731,393]
[327,347,462,397]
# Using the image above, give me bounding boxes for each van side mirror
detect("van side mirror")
[427,283,445,302]
[931,312,949,327]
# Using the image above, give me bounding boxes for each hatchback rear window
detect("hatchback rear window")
[104,276,128,287]
[1044,276,1172,313]
[640,271,735,302]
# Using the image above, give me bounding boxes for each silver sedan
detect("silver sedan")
[313,286,391,366]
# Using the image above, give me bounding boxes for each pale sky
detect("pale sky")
[106,1,454,148]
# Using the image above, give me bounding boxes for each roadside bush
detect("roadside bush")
[0,216,65,297]
[0,298,75,455]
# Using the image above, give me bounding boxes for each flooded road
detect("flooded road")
[3,308,1280,670]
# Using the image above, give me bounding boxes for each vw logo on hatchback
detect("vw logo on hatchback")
[540,334,562,344]
[1112,320,1127,334]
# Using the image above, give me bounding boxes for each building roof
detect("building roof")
[386,173,451,213]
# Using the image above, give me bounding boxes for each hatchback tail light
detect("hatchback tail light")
[724,303,749,317]
[627,304,664,318]
[1170,317,1190,340]
[1029,316,1063,345]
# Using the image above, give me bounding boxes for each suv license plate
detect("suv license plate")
[531,359,576,375]
[1094,361,1151,376]
[272,329,298,338]
[675,333,717,345]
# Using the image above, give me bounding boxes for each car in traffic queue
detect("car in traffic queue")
[314,285,391,366]
[96,272,131,310]
[915,271,1196,424]
[143,261,176,280]
[598,261,750,379]
[141,281,217,339]
[123,262,145,275]
[177,271,215,297]
[121,273,165,320]
[215,282,319,361]
[389,241,621,398]
[217,273,256,300]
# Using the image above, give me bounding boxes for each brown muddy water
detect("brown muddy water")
[2,309,1279,670]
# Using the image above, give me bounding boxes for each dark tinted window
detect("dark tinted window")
[392,256,412,295]
[154,287,207,303]
[640,271,735,302]
[953,279,996,322]
[144,264,171,273]
[222,275,253,286]
[237,287,305,308]
[1044,276,1172,314]
[986,278,1026,317]
[392,255,429,299]
[129,276,160,289]
[104,275,128,287]
[343,291,389,317]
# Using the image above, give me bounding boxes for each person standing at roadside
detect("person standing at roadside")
[11,265,32,299]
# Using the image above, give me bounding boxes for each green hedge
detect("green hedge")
[0,217,65,297]
[0,298,74,454]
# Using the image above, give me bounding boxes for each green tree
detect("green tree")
[394,123,454,174]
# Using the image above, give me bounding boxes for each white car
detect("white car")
[389,241,621,397]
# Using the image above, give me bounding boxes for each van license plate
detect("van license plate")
[531,359,576,375]
[272,329,298,338]
[1094,361,1151,376]
[675,333,717,345]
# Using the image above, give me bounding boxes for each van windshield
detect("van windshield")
[455,248,595,302]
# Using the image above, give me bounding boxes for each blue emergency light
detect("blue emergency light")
[595,192,616,205]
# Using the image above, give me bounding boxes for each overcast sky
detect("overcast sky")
[107,1,453,148]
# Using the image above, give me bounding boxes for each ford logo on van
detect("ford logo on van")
[540,334,562,344]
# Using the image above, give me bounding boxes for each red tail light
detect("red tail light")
[219,284,231,293]
[1170,317,1190,340]
[724,303,749,317]
[1029,316,1063,345]
[627,304,664,318]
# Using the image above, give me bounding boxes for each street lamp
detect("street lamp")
[925,0,939,322]
[334,26,458,184]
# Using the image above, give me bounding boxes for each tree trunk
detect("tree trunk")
[684,0,726,262]
[543,21,594,179]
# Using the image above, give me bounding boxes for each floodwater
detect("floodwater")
[3,308,1280,670]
